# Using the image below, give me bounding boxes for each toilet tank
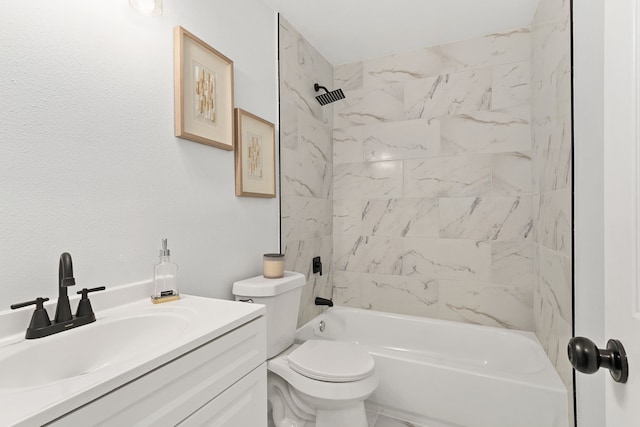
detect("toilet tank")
[232,271,306,359]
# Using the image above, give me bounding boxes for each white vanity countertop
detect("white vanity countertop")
[0,282,265,426]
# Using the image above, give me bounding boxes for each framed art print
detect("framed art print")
[234,108,276,197]
[174,26,234,150]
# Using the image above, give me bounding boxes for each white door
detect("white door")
[603,0,640,424]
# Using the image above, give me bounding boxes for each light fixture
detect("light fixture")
[129,0,162,17]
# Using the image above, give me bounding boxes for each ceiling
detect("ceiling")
[259,0,540,65]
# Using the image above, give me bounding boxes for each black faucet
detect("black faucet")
[54,252,76,323]
[10,252,105,339]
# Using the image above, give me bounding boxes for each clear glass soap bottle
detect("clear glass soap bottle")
[151,238,180,304]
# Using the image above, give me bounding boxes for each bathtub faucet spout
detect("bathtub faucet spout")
[315,297,333,307]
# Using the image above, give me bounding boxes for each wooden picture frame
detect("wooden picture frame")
[234,108,276,198]
[174,26,234,150]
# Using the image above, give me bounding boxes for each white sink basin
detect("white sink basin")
[0,282,265,427]
[0,311,189,390]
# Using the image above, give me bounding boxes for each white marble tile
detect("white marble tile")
[280,64,326,125]
[279,147,299,197]
[278,17,297,65]
[281,197,332,241]
[533,0,570,29]
[279,19,333,126]
[534,286,555,357]
[334,234,404,275]
[280,197,297,242]
[298,271,332,327]
[333,127,363,165]
[530,58,556,124]
[296,33,334,95]
[540,115,572,193]
[439,196,533,241]
[334,85,404,128]
[285,237,332,328]
[334,61,363,91]
[492,152,532,195]
[531,18,571,119]
[332,270,362,308]
[282,155,330,199]
[334,161,403,200]
[404,155,492,198]
[538,245,572,324]
[298,113,332,165]
[554,313,573,391]
[283,237,327,281]
[298,279,321,326]
[333,199,363,235]
[363,198,439,238]
[531,193,541,249]
[556,52,572,120]
[530,118,549,194]
[441,106,531,155]
[360,273,439,318]
[362,119,440,162]
[279,99,299,151]
[491,241,534,287]
[492,61,531,110]
[404,69,492,120]
[530,68,555,130]
[362,46,443,87]
[538,189,571,256]
[441,28,531,73]
[401,238,491,281]
[439,280,534,331]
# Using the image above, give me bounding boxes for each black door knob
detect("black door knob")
[567,337,629,383]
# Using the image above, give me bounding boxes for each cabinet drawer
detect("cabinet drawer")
[49,316,266,426]
[178,363,266,427]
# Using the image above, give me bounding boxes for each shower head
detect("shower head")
[314,83,345,106]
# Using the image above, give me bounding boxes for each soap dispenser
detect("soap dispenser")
[151,238,180,304]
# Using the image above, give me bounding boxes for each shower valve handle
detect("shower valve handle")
[567,337,628,383]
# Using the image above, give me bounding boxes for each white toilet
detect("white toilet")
[233,271,378,427]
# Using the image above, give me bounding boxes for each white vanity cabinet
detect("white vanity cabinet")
[48,315,267,426]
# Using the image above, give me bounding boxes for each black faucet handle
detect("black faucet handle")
[77,286,106,298]
[76,286,105,318]
[11,297,52,331]
[11,297,50,310]
[312,257,323,276]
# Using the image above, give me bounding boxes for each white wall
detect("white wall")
[0,0,279,307]
[573,0,606,425]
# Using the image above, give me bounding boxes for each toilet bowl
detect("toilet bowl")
[268,341,378,427]
[232,272,378,427]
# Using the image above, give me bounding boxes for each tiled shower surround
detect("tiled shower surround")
[279,0,572,404]
[331,31,536,331]
[279,17,334,326]
[531,0,573,399]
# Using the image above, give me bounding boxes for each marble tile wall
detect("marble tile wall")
[530,0,574,411]
[279,17,334,326]
[332,28,535,332]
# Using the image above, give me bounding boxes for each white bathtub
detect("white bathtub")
[296,307,568,427]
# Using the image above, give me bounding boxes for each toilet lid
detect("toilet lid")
[287,340,375,382]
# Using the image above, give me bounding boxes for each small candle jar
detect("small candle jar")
[263,253,285,279]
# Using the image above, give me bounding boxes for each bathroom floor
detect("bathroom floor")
[367,410,427,427]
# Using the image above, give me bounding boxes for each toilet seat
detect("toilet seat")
[287,340,375,382]
[268,344,379,402]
